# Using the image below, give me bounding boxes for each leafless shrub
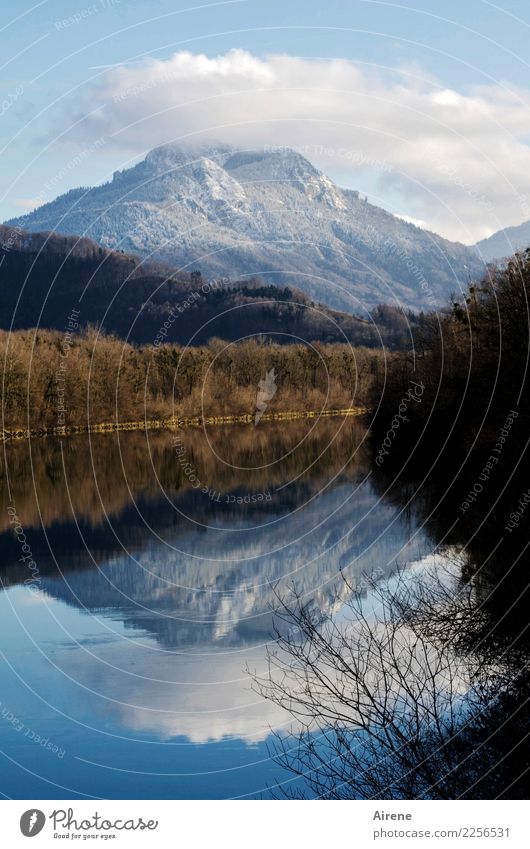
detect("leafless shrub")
[253,568,529,799]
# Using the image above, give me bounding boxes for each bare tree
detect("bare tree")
[253,569,528,799]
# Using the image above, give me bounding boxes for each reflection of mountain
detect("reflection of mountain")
[12,477,430,745]
[38,481,429,649]
[1,421,429,650]
[0,419,431,746]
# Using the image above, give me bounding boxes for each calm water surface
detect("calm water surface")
[0,420,435,798]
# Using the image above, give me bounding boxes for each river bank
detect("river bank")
[0,405,368,441]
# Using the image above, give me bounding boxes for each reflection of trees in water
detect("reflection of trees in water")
[372,450,530,662]
[258,435,530,800]
[351,256,530,796]
[1,418,430,651]
[0,418,369,533]
[256,567,530,799]
[0,419,378,596]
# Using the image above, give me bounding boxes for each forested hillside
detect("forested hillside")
[0,225,413,348]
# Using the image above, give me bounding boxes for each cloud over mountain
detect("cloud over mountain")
[54,48,530,242]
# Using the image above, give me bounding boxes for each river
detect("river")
[0,419,445,798]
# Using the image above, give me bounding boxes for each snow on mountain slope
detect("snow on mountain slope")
[7,143,484,311]
[476,219,530,263]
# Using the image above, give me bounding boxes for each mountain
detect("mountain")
[6,143,484,311]
[0,224,411,347]
[476,220,530,262]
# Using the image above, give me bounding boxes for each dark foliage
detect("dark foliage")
[0,225,408,348]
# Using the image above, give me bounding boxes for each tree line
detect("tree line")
[0,224,415,348]
[0,328,381,429]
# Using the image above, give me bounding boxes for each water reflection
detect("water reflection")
[0,420,433,796]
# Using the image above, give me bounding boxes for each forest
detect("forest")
[3,243,530,441]
[0,224,415,348]
[0,329,381,430]
[372,248,530,460]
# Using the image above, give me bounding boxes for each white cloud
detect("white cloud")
[395,214,427,229]
[57,49,530,242]
[11,197,44,212]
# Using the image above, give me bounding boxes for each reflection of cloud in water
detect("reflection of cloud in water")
[59,638,291,744]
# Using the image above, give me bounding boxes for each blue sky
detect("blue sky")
[2,0,530,240]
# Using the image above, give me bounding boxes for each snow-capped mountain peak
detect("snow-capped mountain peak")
[6,142,483,310]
